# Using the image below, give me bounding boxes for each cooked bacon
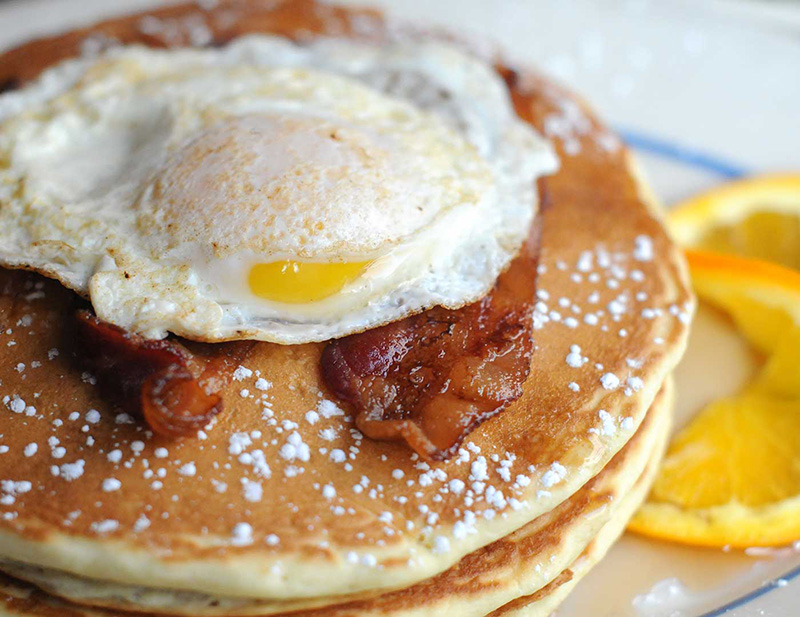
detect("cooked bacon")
[321,222,541,461]
[74,311,254,437]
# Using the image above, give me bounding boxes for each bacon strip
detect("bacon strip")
[321,223,541,461]
[74,311,254,437]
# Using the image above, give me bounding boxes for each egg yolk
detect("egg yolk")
[248,260,372,304]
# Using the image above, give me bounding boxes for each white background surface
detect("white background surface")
[1,1,800,615]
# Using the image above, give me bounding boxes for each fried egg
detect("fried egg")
[0,36,557,343]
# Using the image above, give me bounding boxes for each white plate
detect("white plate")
[1,1,800,615]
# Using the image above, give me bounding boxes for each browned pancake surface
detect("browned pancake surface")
[0,382,670,617]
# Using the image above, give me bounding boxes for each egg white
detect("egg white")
[0,36,557,343]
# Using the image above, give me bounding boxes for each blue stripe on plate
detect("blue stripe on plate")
[616,128,750,179]
[699,563,800,616]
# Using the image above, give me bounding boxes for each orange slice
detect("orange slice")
[629,250,800,547]
[669,173,800,270]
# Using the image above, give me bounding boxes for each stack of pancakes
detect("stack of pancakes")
[0,1,693,615]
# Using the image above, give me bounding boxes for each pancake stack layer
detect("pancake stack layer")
[0,1,693,615]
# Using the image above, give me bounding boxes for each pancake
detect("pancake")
[0,0,693,609]
[0,378,672,617]
[490,430,665,617]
